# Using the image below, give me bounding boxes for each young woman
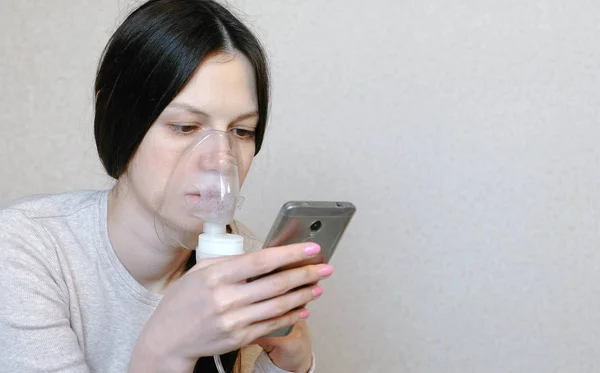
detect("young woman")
[0,1,333,372]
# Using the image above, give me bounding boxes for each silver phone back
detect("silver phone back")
[261,201,356,337]
[263,201,356,262]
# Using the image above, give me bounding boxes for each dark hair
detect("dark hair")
[94,1,270,370]
[94,0,270,180]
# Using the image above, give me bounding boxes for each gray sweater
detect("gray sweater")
[0,190,314,373]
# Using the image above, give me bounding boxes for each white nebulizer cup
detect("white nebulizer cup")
[196,216,244,260]
[154,129,247,373]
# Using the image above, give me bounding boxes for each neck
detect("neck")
[106,182,193,293]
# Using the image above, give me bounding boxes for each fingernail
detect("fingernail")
[300,310,310,319]
[304,244,321,256]
[319,265,334,277]
[312,286,323,297]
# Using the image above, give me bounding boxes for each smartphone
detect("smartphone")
[261,201,356,337]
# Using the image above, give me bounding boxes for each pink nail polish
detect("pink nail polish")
[299,310,310,319]
[312,286,323,297]
[304,244,321,256]
[318,265,334,277]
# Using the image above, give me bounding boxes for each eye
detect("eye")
[231,128,256,140]
[170,124,198,135]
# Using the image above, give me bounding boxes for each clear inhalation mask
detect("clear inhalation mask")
[154,129,246,250]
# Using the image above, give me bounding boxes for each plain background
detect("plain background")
[2,0,600,372]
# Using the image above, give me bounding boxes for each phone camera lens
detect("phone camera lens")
[310,220,322,232]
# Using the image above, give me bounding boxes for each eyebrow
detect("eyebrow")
[168,102,259,122]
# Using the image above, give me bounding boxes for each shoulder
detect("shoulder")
[231,220,264,253]
[0,189,106,220]
[0,200,70,301]
[0,208,53,253]
[0,189,108,265]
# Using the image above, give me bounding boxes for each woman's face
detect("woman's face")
[122,51,259,239]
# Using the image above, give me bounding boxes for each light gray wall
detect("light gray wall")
[2,1,600,372]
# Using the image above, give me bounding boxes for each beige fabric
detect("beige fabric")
[241,345,264,373]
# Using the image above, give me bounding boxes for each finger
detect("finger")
[237,285,322,325]
[244,308,310,343]
[263,253,326,274]
[187,255,234,274]
[209,242,322,283]
[253,320,308,347]
[246,248,326,284]
[239,264,332,304]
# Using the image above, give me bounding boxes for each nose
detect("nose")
[201,130,229,152]
[193,131,237,172]
[202,153,236,174]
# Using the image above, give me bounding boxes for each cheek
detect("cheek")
[127,138,179,208]
[237,143,255,186]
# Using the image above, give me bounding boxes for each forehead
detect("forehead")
[174,51,258,113]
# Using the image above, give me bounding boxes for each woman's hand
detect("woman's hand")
[254,320,315,373]
[129,242,331,373]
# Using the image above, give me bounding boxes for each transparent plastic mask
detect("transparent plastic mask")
[154,130,246,249]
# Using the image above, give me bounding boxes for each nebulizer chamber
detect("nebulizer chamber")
[156,129,246,373]
[195,169,245,260]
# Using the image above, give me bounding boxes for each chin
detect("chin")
[154,215,204,249]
